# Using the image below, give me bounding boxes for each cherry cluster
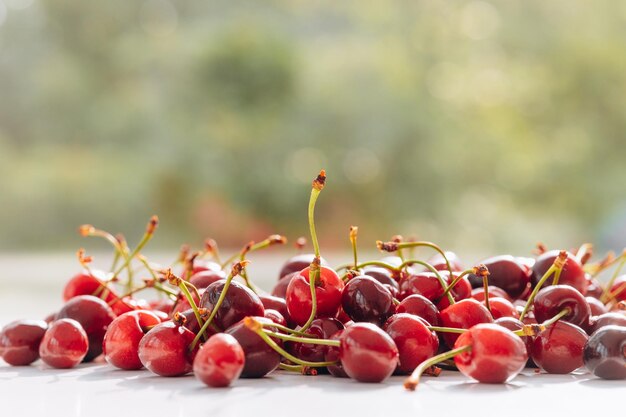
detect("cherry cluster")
[1,170,626,389]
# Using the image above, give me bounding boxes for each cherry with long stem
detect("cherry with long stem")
[79,225,133,281]
[520,251,567,321]
[404,345,472,390]
[350,226,359,270]
[163,269,205,335]
[237,235,287,293]
[376,240,455,283]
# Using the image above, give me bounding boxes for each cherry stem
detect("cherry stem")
[404,345,472,391]
[204,238,222,265]
[259,321,314,337]
[541,307,570,328]
[189,261,248,351]
[112,215,159,289]
[163,269,205,338]
[520,251,568,321]
[601,249,626,303]
[427,326,467,334]
[279,363,318,375]
[575,243,593,265]
[441,268,474,299]
[349,226,359,270]
[261,329,340,347]
[237,235,287,294]
[79,225,133,281]
[376,240,455,285]
[245,318,338,368]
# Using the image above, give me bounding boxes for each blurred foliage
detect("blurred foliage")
[1,0,626,255]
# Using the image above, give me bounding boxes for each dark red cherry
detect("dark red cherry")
[200,280,265,330]
[171,289,204,316]
[436,273,472,310]
[175,309,207,335]
[325,330,348,378]
[225,317,281,378]
[585,275,604,299]
[361,267,399,290]
[384,313,438,374]
[138,321,196,377]
[532,285,591,328]
[57,295,116,362]
[259,294,292,326]
[189,269,226,289]
[39,318,89,368]
[454,323,527,383]
[426,251,464,272]
[531,321,588,374]
[278,254,328,279]
[469,255,530,299]
[440,299,494,348]
[532,250,586,294]
[63,271,117,303]
[587,312,626,335]
[285,266,344,326]
[398,272,444,302]
[583,325,626,380]
[339,323,399,382]
[271,272,297,299]
[193,333,245,387]
[396,294,441,326]
[608,275,626,302]
[288,318,344,365]
[586,297,608,316]
[494,317,533,362]
[190,259,222,276]
[103,310,161,370]
[264,309,287,327]
[471,286,511,302]
[0,320,47,366]
[487,297,519,320]
[341,275,394,325]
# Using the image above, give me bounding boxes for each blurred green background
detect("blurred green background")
[1,0,626,256]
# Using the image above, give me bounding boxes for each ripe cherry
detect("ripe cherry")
[39,318,89,369]
[287,318,344,364]
[384,313,438,374]
[285,266,345,326]
[193,333,245,387]
[264,309,287,327]
[586,296,608,316]
[271,272,297,299]
[439,298,493,348]
[532,250,586,294]
[426,251,464,272]
[0,320,47,366]
[436,272,472,310]
[200,280,265,330]
[103,310,161,370]
[469,255,530,299]
[324,330,348,378]
[57,295,116,361]
[225,316,281,378]
[587,312,626,335]
[398,272,444,302]
[278,254,328,279]
[341,275,394,325]
[532,285,591,328]
[395,294,441,326]
[486,297,519,320]
[471,286,511,302]
[607,275,626,302]
[63,270,117,303]
[189,269,226,289]
[361,266,399,290]
[138,321,196,377]
[259,294,292,326]
[339,323,399,383]
[583,325,626,380]
[531,321,588,374]
[494,317,533,362]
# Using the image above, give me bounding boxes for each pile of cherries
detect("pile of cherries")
[1,170,626,390]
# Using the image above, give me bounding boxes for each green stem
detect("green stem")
[253,326,337,368]
[541,308,570,328]
[404,345,472,391]
[427,326,467,334]
[260,321,314,337]
[520,254,566,321]
[601,251,626,303]
[262,329,340,347]
[178,280,205,336]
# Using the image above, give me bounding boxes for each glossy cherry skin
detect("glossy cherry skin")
[171,289,203,316]
[440,299,494,348]
[200,280,265,331]
[103,310,161,370]
[586,297,608,316]
[189,259,222,276]
[138,321,196,377]
[384,313,438,374]
[396,294,441,326]
[57,295,116,362]
[339,323,399,383]
[587,312,626,335]
[63,271,117,303]
[470,255,530,299]
[0,320,47,366]
[608,275,626,302]
[435,273,473,310]
[193,333,246,387]
[264,309,287,327]
[39,318,89,369]
[278,254,328,279]
[494,317,533,362]
[189,269,226,289]
[361,267,399,290]
[286,266,345,327]
[454,323,527,383]
[259,294,292,326]
[585,275,604,299]
[531,321,588,374]
[225,317,281,378]
[324,330,348,378]
[487,297,519,320]
[471,286,511,302]
[271,272,297,299]
[341,276,394,325]
[533,285,590,328]
[426,251,464,272]
[583,325,626,380]
[110,297,151,317]
[532,250,586,295]
[398,272,444,302]
[287,318,344,364]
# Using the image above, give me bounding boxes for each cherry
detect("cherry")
[361,266,399,290]
[532,250,586,294]
[200,279,265,330]
[193,333,245,387]
[171,288,203,316]
[532,285,591,328]
[39,318,89,368]
[586,296,608,316]
[395,294,441,326]
[271,272,297,299]
[531,321,588,374]
[453,323,527,383]
[341,275,394,325]
[324,330,348,378]
[439,298,494,348]
[583,325,626,380]
[103,310,161,370]
[398,272,444,302]
[63,270,117,303]
[190,259,222,276]
[339,322,399,383]
[189,269,226,289]
[225,316,281,378]
[57,295,116,362]
[287,318,344,364]
[259,294,292,326]
[0,320,47,366]
[469,255,530,299]
[587,312,626,335]
[110,297,151,317]
[585,275,604,299]
[383,313,438,374]
[426,251,464,272]
[138,321,196,377]
[278,254,328,279]
[471,286,511,302]
[150,299,174,315]
[487,297,519,320]
[607,275,626,302]
[436,273,472,310]
[264,309,287,327]
[285,266,344,327]
[494,317,533,364]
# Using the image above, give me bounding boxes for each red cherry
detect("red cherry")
[398,272,443,302]
[271,272,297,299]
[384,313,438,374]
[189,269,226,289]
[439,298,494,348]
[264,309,287,327]
[532,250,586,294]
[339,323,399,382]
[110,297,150,316]
[193,333,245,387]
[532,285,591,328]
[287,318,344,364]
[396,294,441,326]
[225,317,281,378]
[469,255,530,299]
[57,295,116,362]
[171,289,204,317]
[285,266,345,326]
[341,275,394,325]
[259,294,293,326]
[487,297,519,320]
[586,297,608,317]
[103,310,161,370]
[278,254,328,279]
[453,323,527,383]
[608,275,626,302]
[436,273,472,310]
[200,280,265,330]
[361,267,399,290]
[63,271,117,303]
[583,325,626,380]
[189,259,222,276]
[39,318,89,369]
[138,321,196,376]
[531,321,588,374]
[426,251,464,272]
[471,286,511,302]
[324,330,348,378]
[494,317,533,364]
[587,312,626,335]
[0,320,47,366]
